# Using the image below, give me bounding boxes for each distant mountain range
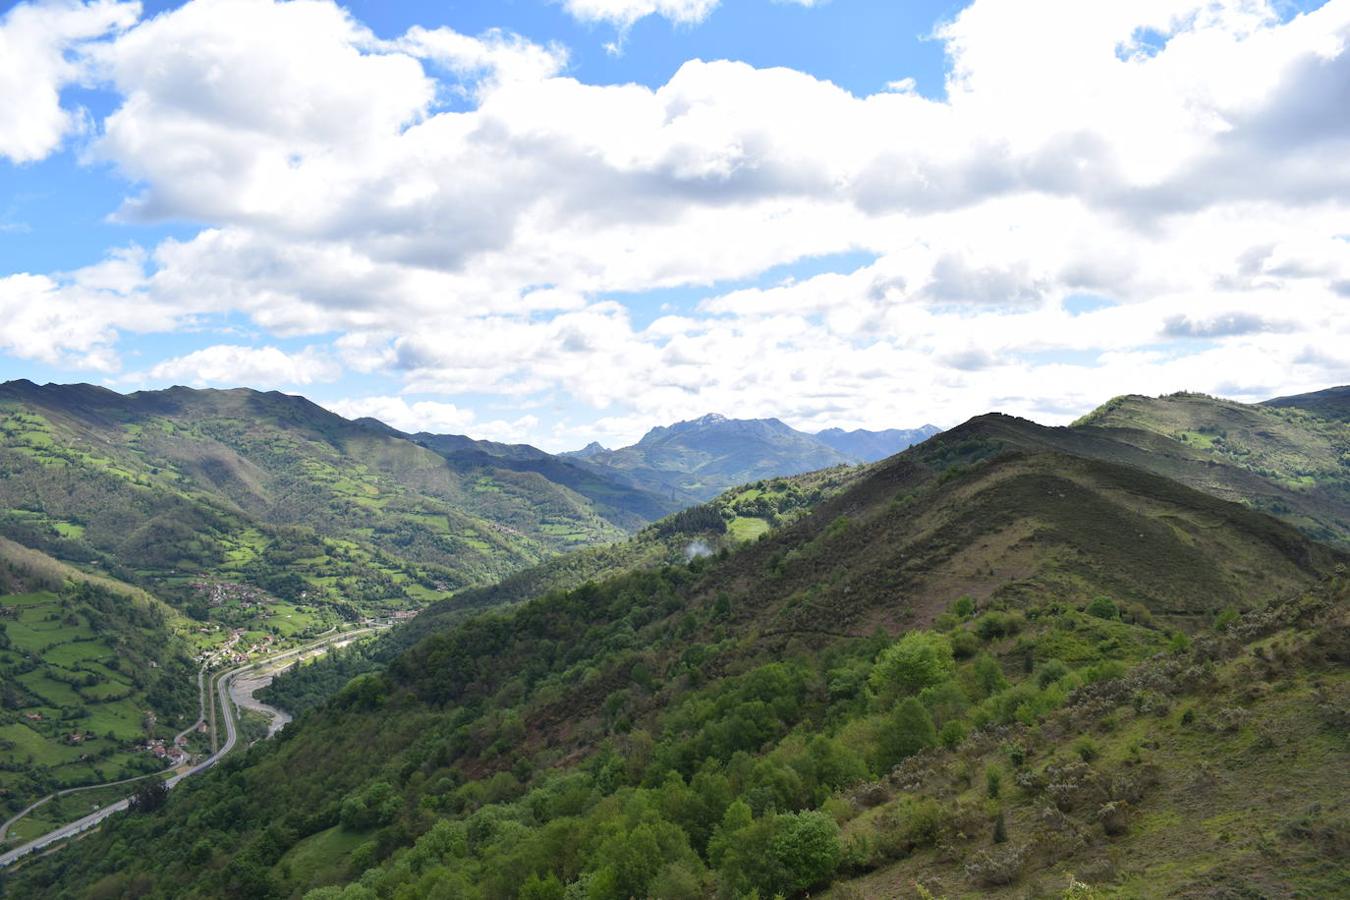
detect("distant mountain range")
[563,413,941,502]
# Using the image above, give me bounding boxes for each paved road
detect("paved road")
[0,772,161,843]
[0,629,375,868]
[0,666,212,845]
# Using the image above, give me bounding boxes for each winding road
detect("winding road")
[0,629,375,868]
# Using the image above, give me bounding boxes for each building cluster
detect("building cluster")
[190,579,273,609]
[144,737,187,766]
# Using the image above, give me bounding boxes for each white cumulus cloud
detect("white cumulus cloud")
[0,0,139,163]
[145,345,340,386]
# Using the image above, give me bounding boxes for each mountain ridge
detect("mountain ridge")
[562,412,941,503]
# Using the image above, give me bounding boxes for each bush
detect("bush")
[976,612,1017,641]
[770,810,842,894]
[873,796,950,860]
[939,719,968,749]
[986,767,1003,799]
[1098,801,1128,836]
[718,810,840,898]
[1037,658,1070,689]
[1214,606,1240,630]
[1086,597,1119,620]
[972,653,1009,697]
[919,679,969,728]
[1074,738,1099,763]
[964,844,1026,887]
[950,629,979,660]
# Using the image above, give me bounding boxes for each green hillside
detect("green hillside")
[8,393,1346,899]
[0,381,656,616]
[260,464,868,717]
[1072,391,1350,546]
[400,431,680,532]
[0,539,197,819]
[0,381,681,821]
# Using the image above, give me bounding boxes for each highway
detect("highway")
[0,629,375,868]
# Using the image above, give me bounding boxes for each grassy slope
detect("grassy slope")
[1071,391,1350,546]
[833,589,1349,899]
[0,540,197,819]
[9,412,1346,899]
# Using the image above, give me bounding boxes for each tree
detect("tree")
[972,653,1009,698]
[876,698,938,772]
[918,679,969,728]
[707,799,753,866]
[770,810,841,894]
[869,632,955,702]
[129,778,169,813]
[519,872,565,900]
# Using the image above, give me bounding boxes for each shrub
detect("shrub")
[1214,606,1240,631]
[873,796,950,860]
[976,612,1017,641]
[1086,597,1119,620]
[939,719,968,749]
[1098,801,1129,836]
[718,810,840,898]
[993,809,1008,843]
[1036,658,1070,689]
[1120,602,1154,628]
[986,767,1003,799]
[918,679,969,728]
[950,629,979,660]
[1074,738,1099,763]
[770,810,842,894]
[964,844,1026,886]
[1081,660,1126,684]
[972,653,1009,697]
[952,596,976,619]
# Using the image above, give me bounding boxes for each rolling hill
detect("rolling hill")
[1072,390,1350,546]
[8,389,1345,899]
[0,380,661,614]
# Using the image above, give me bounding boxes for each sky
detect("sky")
[0,0,1347,452]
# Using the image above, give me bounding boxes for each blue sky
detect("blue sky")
[0,0,1347,449]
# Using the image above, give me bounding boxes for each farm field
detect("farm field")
[0,590,195,820]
